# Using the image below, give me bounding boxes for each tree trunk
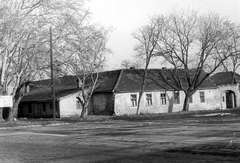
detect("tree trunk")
[0,85,7,121]
[168,96,174,113]
[80,100,90,118]
[136,69,148,115]
[182,93,190,112]
[80,106,87,118]
[136,91,143,115]
[0,108,4,121]
[7,107,17,122]
[7,98,21,122]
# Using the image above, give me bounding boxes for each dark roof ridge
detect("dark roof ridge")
[31,75,77,82]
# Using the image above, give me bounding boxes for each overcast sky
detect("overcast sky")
[86,0,240,70]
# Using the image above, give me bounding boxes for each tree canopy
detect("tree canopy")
[0,0,111,121]
[133,9,240,112]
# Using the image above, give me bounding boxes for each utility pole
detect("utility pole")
[50,27,56,120]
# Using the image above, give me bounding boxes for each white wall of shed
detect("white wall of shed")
[58,92,82,117]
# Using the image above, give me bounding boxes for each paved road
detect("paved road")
[0,116,240,162]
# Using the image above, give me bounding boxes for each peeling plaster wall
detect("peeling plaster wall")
[217,84,240,109]
[114,89,220,116]
[59,92,82,117]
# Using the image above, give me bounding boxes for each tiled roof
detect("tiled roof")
[21,70,121,102]
[211,71,240,85]
[94,70,122,92]
[21,88,81,102]
[114,69,216,92]
[21,68,217,102]
[22,75,79,102]
[29,75,78,91]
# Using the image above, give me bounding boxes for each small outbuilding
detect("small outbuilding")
[18,76,83,118]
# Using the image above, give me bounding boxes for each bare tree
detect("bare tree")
[69,27,111,118]
[0,0,50,121]
[133,17,163,115]
[54,11,111,118]
[154,10,236,111]
[221,23,240,83]
[0,0,88,121]
[121,59,131,69]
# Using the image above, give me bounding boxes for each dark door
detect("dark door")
[226,91,236,108]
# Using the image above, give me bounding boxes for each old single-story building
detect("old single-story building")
[18,75,82,118]
[18,71,118,118]
[93,69,221,115]
[18,68,225,118]
[211,71,240,109]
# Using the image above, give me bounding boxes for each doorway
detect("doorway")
[226,90,236,108]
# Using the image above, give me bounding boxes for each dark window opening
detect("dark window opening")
[161,93,166,105]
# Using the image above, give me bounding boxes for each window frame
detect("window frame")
[146,93,153,106]
[160,92,167,105]
[130,94,138,107]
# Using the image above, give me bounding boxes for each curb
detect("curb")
[0,120,116,130]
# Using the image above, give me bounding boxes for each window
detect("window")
[161,93,167,105]
[174,91,180,104]
[200,91,205,103]
[130,94,137,107]
[146,94,152,106]
[189,95,193,103]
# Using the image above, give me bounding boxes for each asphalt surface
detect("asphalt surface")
[0,116,240,162]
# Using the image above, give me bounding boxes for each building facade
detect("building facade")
[211,72,240,109]
[19,69,233,118]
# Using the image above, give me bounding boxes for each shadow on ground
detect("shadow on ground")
[95,143,240,163]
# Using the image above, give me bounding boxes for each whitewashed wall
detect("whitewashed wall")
[217,84,240,109]
[114,89,221,116]
[58,92,82,117]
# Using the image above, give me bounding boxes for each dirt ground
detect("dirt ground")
[0,115,240,162]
